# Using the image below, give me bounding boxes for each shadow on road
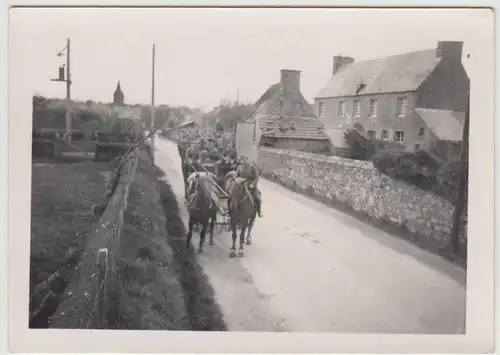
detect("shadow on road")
[154,166,228,331]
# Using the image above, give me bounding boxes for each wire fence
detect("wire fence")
[46,150,139,329]
[84,151,138,329]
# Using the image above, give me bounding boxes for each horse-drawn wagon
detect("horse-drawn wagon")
[185,158,237,233]
[184,156,259,258]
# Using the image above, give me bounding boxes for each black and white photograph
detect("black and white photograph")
[8,5,494,354]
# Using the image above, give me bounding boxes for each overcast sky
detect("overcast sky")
[10,8,484,110]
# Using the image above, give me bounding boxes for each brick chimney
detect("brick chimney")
[280,69,301,93]
[436,41,463,62]
[333,55,355,75]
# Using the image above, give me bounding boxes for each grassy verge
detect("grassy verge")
[30,160,112,324]
[109,151,189,329]
[262,171,467,268]
[154,166,227,331]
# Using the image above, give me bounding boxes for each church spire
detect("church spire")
[113,80,124,105]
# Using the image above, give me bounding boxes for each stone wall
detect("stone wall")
[258,147,466,253]
[264,137,331,155]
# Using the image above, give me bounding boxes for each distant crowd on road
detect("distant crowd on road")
[177,127,238,183]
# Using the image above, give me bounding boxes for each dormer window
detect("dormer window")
[356,81,366,94]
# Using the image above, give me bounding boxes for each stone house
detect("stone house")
[244,69,330,154]
[314,41,469,159]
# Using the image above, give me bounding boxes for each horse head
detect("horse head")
[223,171,237,193]
[229,177,248,200]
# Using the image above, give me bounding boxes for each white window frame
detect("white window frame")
[366,130,376,139]
[394,130,405,143]
[369,99,378,117]
[318,100,325,118]
[396,97,408,117]
[381,130,389,140]
[353,100,361,118]
[338,101,345,117]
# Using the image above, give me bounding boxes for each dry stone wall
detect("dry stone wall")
[258,147,466,249]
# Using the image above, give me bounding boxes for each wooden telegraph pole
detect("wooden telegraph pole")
[150,44,156,163]
[51,38,72,144]
[450,91,470,255]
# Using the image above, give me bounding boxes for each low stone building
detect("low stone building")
[323,128,349,157]
[242,69,331,154]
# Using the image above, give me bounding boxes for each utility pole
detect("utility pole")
[450,90,469,256]
[50,38,72,144]
[150,44,156,162]
[236,90,239,106]
[66,38,71,144]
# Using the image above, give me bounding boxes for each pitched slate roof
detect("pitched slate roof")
[415,108,465,142]
[257,114,327,140]
[248,82,316,121]
[315,49,441,99]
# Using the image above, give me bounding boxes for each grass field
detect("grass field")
[30,148,226,330]
[30,161,113,313]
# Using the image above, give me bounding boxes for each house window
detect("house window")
[396,97,408,116]
[318,101,325,118]
[279,98,284,108]
[394,130,404,143]
[369,99,378,117]
[353,100,361,117]
[367,130,376,139]
[418,127,425,136]
[338,101,345,117]
[381,130,389,140]
[415,143,420,150]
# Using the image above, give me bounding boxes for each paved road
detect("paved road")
[154,137,466,334]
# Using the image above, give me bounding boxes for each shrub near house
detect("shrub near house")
[372,147,462,204]
[343,127,404,161]
[342,127,462,204]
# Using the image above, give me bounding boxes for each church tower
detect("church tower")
[113,81,125,105]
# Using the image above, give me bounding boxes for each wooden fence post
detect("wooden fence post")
[450,92,470,255]
[96,248,108,329]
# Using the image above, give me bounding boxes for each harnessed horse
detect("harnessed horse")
[185,172,219,252]
[224,172,258,257]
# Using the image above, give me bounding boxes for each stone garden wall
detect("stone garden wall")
[258,147,466,252]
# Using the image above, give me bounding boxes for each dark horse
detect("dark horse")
[224,172,257,257]
[185,172,218,252]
